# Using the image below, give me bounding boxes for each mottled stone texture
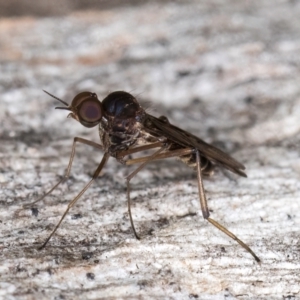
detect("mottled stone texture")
[0,0,300,299]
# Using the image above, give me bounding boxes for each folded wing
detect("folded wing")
[144,114,246,177]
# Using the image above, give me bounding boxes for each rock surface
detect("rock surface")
[0,0,300,299]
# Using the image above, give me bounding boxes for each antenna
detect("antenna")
[43,90,70,109]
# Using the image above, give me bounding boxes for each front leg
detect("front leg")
[23,137,103,208]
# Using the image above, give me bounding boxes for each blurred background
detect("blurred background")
[1,0,300,144]
[0,0,163,16]
[0,0,300,299]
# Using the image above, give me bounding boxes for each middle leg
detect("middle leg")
[123,146,195,239]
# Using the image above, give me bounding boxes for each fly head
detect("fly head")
[44,90,103,128]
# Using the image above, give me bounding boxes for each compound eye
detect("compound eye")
[78,97,103,126]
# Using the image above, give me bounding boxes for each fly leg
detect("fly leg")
[125,147,166,239]
[195,150,260,262]
[117,142,164,159]
[38,152,110,249]
[23,137,103,208]
[122,146,194,239]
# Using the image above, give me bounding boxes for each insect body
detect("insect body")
[25,90,260,262]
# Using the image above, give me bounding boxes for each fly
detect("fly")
[24,90,260,262]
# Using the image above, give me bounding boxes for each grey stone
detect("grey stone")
[0,0,300,299]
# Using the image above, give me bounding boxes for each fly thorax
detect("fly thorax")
[109,117,140,149]
[99,91,145,155]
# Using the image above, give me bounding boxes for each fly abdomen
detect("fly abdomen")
[179,152,214,176]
